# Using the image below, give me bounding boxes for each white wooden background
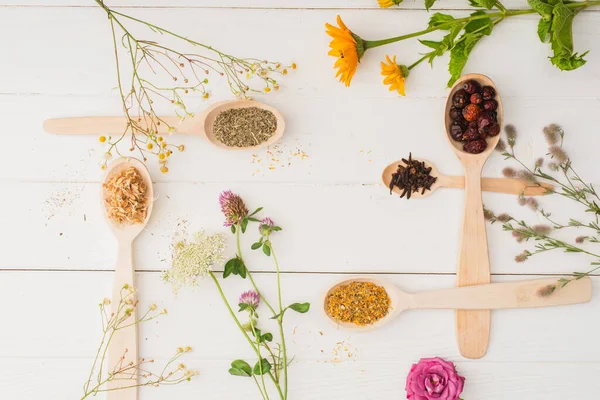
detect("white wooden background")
[1,1,600,399]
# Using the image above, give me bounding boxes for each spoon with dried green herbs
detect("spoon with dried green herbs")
[44,99,285,151]
[102,157,154,399]
[382,156,553,199]
[323,276,592,333]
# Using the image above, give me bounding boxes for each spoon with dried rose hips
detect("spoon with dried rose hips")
[381,156,553,199]
[323,276,592,333]
[444,73,502,359]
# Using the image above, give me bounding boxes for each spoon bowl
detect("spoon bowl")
[196,99,285,150]
[323,276,592,333]
[102,157,154,240]
[381,158,442,199]
[444,74,503,159]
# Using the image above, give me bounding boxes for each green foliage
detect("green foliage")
[229,360,253,377]
[253,359,272,375]
[271,302,311,320]
[447,11,494,86]
[427,13,455,29]
[529,0,589,70]
[469,0,497,9]
[223,257,247,279]
[425,0,437,11]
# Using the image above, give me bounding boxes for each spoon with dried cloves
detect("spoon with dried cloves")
[382,155,553,199]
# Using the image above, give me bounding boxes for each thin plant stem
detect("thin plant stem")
[271,247,288,398]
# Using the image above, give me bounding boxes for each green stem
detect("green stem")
[408,54,429,70]
[235,224,277,315]
[271,247,288,399]
[208,272,283,398]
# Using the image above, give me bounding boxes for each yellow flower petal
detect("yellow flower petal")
[380,54,407,96]
[325,15,360,87]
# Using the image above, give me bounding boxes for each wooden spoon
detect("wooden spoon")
[102,157,154,399]
[382,158,553,198]
[323,276,592,333]
[43,99,285,151]
[445,73,503,359]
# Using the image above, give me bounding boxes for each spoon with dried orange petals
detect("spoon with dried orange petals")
[323,276,592,332]
[102,157,154,399]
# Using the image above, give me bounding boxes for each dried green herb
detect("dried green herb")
[213,107,277,148]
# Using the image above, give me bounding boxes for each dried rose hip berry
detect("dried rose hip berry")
[483,99,498,111]
[463,80,481,95]
[470,93,483,105]
[449,107,463,121]
[477,111,495,131]
[463,139,488,154]
[462,104,481,122]
[482,86,496,100]
[462,126,480,141]
[450,122,466,141]
[468,121,478,129]
[452,89,469,108]
[486,123,501,137]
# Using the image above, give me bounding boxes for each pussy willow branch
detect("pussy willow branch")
[93,0,293,170]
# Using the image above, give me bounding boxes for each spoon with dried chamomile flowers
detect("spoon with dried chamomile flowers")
[44,99,285,151]
[102,157,154,399]
[323,276,592,333]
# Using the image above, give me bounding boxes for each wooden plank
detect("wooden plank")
[0,272,597,362]
[2,357,599,400]
[0,8,599,97]
[1,180,596,274]
[4,0,598,11]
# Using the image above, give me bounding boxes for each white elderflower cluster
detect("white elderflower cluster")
[163,231,226,293]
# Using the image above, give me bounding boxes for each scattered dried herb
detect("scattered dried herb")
[325,281,390,326]
[103,166,149,224]
[213,107,277,148]
[389,153,437,199]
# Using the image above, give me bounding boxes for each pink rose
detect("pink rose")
[405,357,465,400]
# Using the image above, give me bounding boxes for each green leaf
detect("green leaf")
[419,39,441,50]
[249,207,263,217]
[424,0,437,11]
[230,225,236,234]
[261,333,273,342]
[272,226,282,232]
[253,359,272,375]
[288,302,311,314]
[528,0,553,20]
[241,218,249,233]
[428,13,455,29]
[537,18,552,42]
[448,33,484,87]
[229,360,252,377]
[262,242,271,257]
[248,217,260,222]
[464,10,493,35]
[238,303,250,312]
[235,258,247,279]
[223,258,236,279]
[468,0,496,9]
[549,0,588,71]
[270,311,282,320]
[251,242,263,250]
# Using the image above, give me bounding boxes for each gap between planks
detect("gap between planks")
[1,4,599,12]
[0,269,597,277]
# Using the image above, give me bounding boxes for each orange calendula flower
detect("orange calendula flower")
[381,55,409,96]
[325,15,365,87]
[378,0,403,8]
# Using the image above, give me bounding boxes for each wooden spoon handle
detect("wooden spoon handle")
[44,116,182,135]
[106,241,138,399]
[442,176,553,196]
[411,277,592,310]
[456,163,491,359]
